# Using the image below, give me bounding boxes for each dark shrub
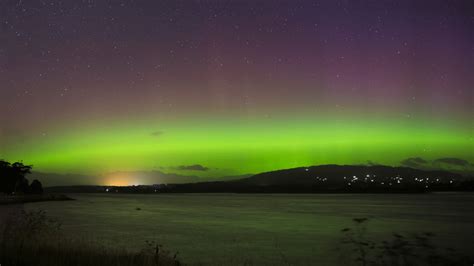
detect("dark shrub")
[30,179,44,194]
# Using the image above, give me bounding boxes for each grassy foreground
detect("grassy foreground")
[338,218,472,266]
[1,204,472,265]
[0,209,180,266]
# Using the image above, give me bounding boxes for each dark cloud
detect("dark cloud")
[366,160,381,166]
[400,157,473,176]
[150,131,164,137]
[434,158,469,166]
[174,164,209,171]
[400,157,428,168]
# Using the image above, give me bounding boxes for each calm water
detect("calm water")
[24,193,474,265]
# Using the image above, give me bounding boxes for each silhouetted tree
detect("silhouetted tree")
[15,177,30,194]
[0,160,33,194]
[30,179,43,194]
[1,160,14,193]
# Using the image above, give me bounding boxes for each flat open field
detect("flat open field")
[22,193,474,265]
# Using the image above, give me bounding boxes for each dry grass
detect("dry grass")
[0,210,180,266]
[339,217,472,266]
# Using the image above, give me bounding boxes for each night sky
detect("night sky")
[1,1,473,184]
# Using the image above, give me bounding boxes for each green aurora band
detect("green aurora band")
[2,113,472,179]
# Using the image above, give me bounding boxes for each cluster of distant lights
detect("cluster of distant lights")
[305,168,455,189]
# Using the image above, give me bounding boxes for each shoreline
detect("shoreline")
[0,194,75,205]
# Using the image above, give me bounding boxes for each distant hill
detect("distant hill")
[239,164,465,186]
[30,172,98,187]
[162,164,471,193]
[45,165,474,193]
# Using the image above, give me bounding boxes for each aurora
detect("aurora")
[2,112,472,179]
[0,0,472,185]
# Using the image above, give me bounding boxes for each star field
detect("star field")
[0,0,473,179]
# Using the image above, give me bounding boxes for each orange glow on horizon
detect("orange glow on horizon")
[102,173,138,186]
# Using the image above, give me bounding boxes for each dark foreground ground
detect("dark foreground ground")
[0,204,180,266]
[4,193,470,265]
[0,194,74,205]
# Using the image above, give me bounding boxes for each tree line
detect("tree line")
[0,160,43,195]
